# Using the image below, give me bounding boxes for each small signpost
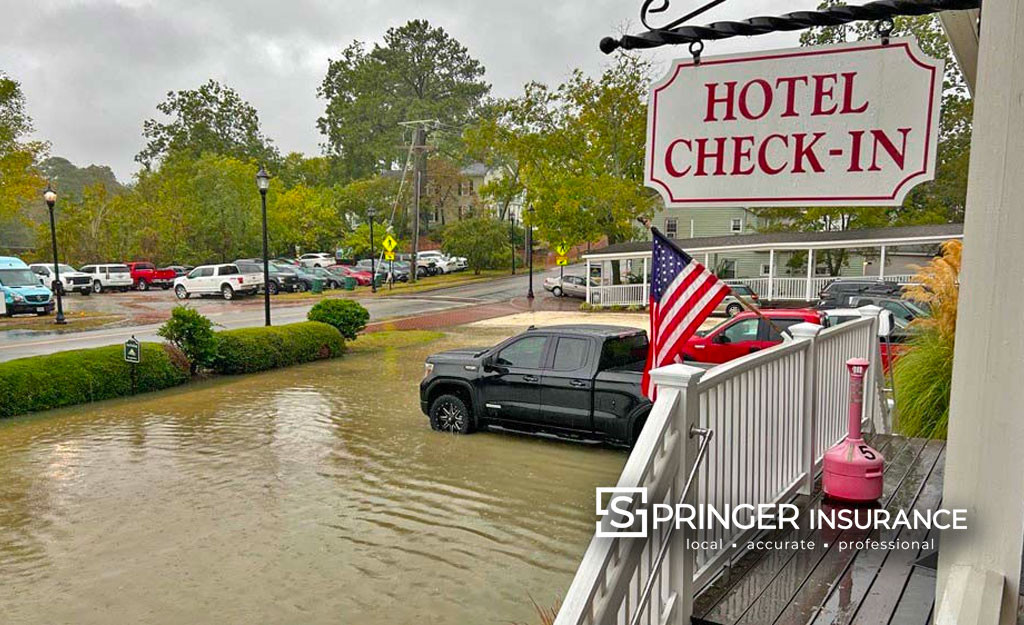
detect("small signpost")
[555,242,570,275]
[124,335,140,394]
[556,257,569,266]
[384,250,395,261]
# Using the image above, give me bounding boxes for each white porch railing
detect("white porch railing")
[585,274,919,307]
[553,310,887,625]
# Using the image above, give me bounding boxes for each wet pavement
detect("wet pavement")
[0,325,624,625]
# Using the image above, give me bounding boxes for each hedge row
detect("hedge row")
[0,343,190,419]
[211,321,344,374]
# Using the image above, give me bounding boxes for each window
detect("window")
[80,266,94,274]
[718,259,737,279]
[552,337,589,371]
[720,318,759,343]
[495,336,548,368]
[219,265,239,276]
[760,263,771,276]
[766,318,806,342]
[32,266,49,276]
[599,334,649,371]
[665,218,678,238]
[731,217,743,233]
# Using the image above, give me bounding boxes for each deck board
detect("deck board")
[693,434,953,625]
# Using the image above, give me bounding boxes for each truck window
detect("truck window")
[495,336,547,368]
[766,318,806,342]
[551,337,589,371]
[599,334,648,371]
[219,265,240,276]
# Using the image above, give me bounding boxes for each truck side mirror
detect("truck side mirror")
[483,358,509,376]
[713,334,731,345]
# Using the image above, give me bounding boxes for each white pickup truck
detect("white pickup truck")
[173,263,262,300]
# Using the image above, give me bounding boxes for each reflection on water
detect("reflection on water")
[0,328,624,624]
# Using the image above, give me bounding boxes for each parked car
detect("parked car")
[0,257,54,316]
[298,253,335,268]
[329,265,372,286]
[29,263,92,295]
[272,261,317,291]
[164,265,194,278]
[718,282,760,317]
[543,275,599,299]
[79,263,133,293]
[683,309,825,364]
[817,279,903,309]
[234,259,298,294]
[126,261,176,291]
[173,263,262,300]
[417,250,455,274]
[846,295,928,328]
[420,325,651,446]
[823,307,910,372]
[306,266,343,289]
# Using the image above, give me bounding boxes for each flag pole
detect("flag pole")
[645,221,789,338]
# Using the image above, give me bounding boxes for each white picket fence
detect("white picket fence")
[586,274,917,307]
[554,309,887,625]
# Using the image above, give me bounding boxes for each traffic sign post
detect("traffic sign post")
[384,250,395,261]
[555,243,571,257]
[556,256,569,266]
[124,336,140,395]
[382,234,397,253]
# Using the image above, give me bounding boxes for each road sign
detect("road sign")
[555,243,571,256]
[381,234,398,253]
[384,251,395,261]
[124,336,140,364]
[646,39,943,207]
[556,256,569,266]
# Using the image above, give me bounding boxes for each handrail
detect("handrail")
[628,425,714,625]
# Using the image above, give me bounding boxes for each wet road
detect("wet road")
[0,326,623,625]
[0,268,564,362]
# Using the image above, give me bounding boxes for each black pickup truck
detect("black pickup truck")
[419,325,652,447]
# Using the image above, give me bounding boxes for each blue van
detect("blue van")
[0,257,54,316]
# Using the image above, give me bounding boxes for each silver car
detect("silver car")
[543,275,598,299]
[717,282,761,317]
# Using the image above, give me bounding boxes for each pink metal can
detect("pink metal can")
[823,358,884,502]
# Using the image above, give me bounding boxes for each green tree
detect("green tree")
[136,79,278,169]
[317,20,490,179]
[441,216,508,274]
[0,72,45,223]
[341,220,395,258]
[268,184,345,257]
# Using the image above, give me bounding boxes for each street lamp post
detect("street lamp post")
[368,208,377,294]
[43,184,66,325]
[256,165,271,327]
[527,206,535,300]
[510,210,516,275]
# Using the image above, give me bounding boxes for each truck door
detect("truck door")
[479,335,549,424]
[704,317,761,363]
[538,336,594,431]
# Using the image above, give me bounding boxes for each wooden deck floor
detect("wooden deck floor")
[692,434,949,625]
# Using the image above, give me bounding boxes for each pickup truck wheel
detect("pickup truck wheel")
[295,282,308,292]
[552,286,563,297]
[80,288,91,296]
[726,303,742,317]
[267,281,279,295]
[221,284,235,300]
[429,394,473,435]
[137,279,149,291]
[92,280,103,293]
[175,285,189,299]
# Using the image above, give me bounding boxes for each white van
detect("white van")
[79,264,133,293]
[29,263,92,295]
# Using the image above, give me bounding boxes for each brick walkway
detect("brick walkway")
[363,295,582,333]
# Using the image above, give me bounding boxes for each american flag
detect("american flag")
[642,228,731,399]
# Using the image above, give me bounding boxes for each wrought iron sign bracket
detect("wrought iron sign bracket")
[600,0,982,54]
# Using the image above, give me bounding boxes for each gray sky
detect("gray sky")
[2,0,820,182]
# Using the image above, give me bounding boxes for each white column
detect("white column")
[789,322,821,495]
[937,2,1024,622]
[704,252,710,269]
[878,245,887,280]
[585,258,591,304]
[805,248,815,301]
[642,256,649,301]
[767,249,775,302]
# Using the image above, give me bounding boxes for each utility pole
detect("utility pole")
[411,125,426,283]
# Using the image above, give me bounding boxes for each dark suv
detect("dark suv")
[234,259,299,294]
[817,279,903,309]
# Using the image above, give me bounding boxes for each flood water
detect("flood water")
[0,328,624,625]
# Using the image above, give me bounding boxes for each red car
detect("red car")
[126,261,176,291]
[683,309,824,364]
[329,264,372,286]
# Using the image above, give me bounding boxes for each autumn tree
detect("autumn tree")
[136,80,278,169]
[0,72,45,223]
[317,20,489,180]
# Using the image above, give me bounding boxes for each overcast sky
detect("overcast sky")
[2,0,823,182]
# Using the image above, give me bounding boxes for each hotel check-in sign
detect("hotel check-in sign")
[645,39,944,208]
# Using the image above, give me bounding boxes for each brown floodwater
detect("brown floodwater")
[0,328,624,625]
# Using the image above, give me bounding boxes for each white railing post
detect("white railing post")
[856,305,887,433]
[805,248,814,301]
[789,322,822,496]
[767,249,775,302]
[642,256,649,302]
[585,258,592,304]
[650,364,704,625]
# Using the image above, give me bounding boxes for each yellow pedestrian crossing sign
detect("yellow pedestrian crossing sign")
[382,234,398,253]
[556,256,569,266]
[384,251,395,261]
[555,243,570,256]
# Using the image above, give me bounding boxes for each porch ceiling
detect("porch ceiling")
[583,223,964,260]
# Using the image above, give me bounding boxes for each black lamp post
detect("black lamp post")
[43,183,66,325]
[367,207,377,294]
[527,206,535,300]
[510,210,516,275]
[256,165,271,326]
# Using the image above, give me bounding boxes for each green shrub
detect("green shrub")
[158,306,218,374]
[307,299,369,340]
[0,343,190,419]
[894,328,954,439]
[212,321,344,374]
